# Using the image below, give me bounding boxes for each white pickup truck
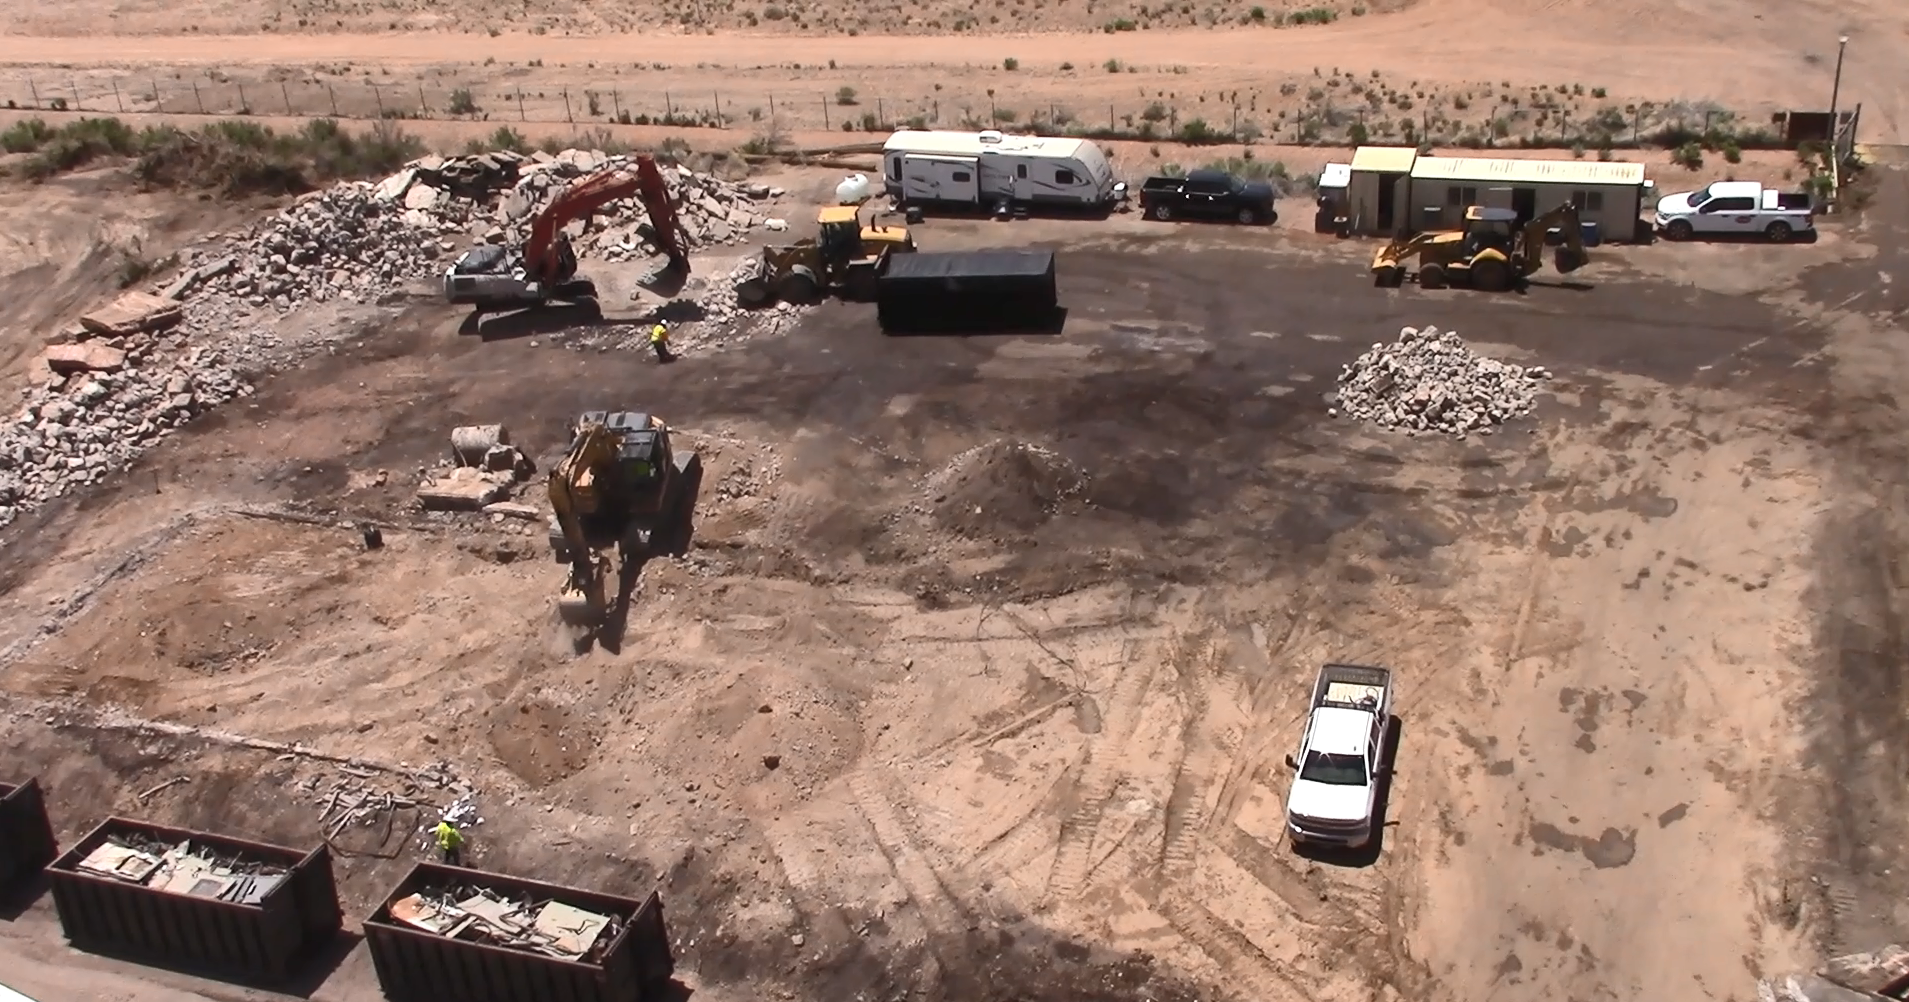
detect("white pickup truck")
[1283,663,1394,850]
[1655,181,1814,243]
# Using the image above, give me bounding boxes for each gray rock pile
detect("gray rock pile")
[200,182,472,311]
[1331,325,1550,436]
[0,323,262,528]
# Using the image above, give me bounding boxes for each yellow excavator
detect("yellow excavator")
[734,204,917,307]
[1372,203,1589,292]
[546,410,700,628]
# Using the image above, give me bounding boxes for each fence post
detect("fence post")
[1110,104,1114,131]
[112,79,124,113]
[418,83,427,116]
[70,79,81,112]
[822,94,828,130]
[876,97,883,126]
[516,87,525,121]
[281,81,291,115]
[192,80,204,114]
[153,78,162,113]
[713,90,721,126]
[664,91,673,121]
[932,98,938,124]
[611,90,620,120]
[28,77,39,109]
[372,82,383,118]
[768,92,775,123]
[328,85,337,116]
[563,88,573,123]
[237,82,247,113]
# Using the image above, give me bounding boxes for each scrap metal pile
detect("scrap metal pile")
[1331,324,1551,436]
[389,882,619,963]
[74,835,289,905]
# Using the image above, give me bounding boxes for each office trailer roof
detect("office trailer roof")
[1349,146,1420,174]
[1409,155,1647,187]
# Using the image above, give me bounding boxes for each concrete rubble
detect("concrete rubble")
[75,836,289,905]
[1758,944,1909,1001]
[1330,324,1550,437]
[418,425,534,512]
[389,882,617,962]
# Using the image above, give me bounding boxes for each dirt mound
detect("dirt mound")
[922,439,1088,537]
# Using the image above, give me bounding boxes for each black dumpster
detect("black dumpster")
[0,778,58,894]
[364,862,675,1002]
[877,249,1060,334]
[48,817,343,982]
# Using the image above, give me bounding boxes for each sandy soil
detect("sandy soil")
[0,0,1900,143]
[0,155,1905,1002]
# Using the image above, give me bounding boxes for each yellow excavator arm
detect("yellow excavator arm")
[547,421,621,625]
[1522,202,1590,276]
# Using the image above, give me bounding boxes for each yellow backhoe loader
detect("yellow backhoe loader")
[546,410,700,629]
[1371,203,1590,292]
[734,205,917,307]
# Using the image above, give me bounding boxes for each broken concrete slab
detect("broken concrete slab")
[417,468,512,511]
[80,290,184,338]
[373,167,419,203]
[482,501,541,520]
[43,342,127,375]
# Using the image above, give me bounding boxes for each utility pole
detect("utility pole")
[1827,34,1849,200]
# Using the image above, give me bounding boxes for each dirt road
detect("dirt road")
[0,162,1901,1001]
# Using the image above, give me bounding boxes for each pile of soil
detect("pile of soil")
[922,439,1088,537]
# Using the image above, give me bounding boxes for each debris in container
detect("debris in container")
[74,834,290,903]
[391,881,620,963]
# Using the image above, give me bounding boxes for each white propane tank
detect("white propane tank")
[836,173,872,204]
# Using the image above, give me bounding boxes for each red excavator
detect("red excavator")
[443,156,691,312]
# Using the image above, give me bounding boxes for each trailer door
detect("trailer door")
[901,155,979,203]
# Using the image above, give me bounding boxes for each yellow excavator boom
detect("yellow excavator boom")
[547,421,620,625]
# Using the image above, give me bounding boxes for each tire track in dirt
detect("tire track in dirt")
[1209,605,1317,834]
[1159,630,1226,878]
[1154,897,1313,1002]
[1044,637,1155,903]
[848,770,975,944]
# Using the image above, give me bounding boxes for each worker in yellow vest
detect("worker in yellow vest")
[433,819,465,866]
[649,321,674,364]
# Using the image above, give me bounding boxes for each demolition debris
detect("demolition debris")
[390,882,617,962]
[1331,324,1550,436]
[75,835,289,905]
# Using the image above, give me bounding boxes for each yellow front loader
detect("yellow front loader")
[1372,203,1590,292]
[734,204,916,307]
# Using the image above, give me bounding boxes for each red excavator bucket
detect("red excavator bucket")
[634,156,690,273]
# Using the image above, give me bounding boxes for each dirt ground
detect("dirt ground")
[0,151,1905,1002]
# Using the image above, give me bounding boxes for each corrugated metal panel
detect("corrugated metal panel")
[1349,146,1419,174]
[46,817,342,984]
[1409,156,1646,186]
[364,862,674,1002]
[0,779,58,891]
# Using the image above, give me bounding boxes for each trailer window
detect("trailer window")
[1055,168,1078,185]
[951,170,972,183]
[1445,186,1478,207]
[888,157,900,181]
[1016,164,1028,179]
[1586,191,1604,211]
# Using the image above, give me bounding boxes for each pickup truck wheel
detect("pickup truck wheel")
[1665,219,1694,242]
[1236,206,1260,225]
[1765,221,1793,243]
[1154,204,1173,222]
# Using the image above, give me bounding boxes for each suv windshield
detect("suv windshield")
[1298,751,1367,786]
[1688,184,1714,208]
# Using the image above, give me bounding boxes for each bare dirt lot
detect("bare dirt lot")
[0,154,1906,1002]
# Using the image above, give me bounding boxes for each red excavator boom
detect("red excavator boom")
[523,156,690,284]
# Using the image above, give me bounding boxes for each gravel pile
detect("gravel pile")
[1332,325,1550,436]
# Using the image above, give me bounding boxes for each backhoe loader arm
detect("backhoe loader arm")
[546,422,620,622]
[524,156,690,284]
[1523,203,1589,275]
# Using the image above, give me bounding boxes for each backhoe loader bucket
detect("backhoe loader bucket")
[558,584,600,627]
[1553,245,1589,274]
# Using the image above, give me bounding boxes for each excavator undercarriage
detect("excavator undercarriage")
[1371,203,1589,292]
[546,411,700,630]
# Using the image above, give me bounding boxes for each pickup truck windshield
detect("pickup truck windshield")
[1688,184,1714,208]
[1298,751,1367,786]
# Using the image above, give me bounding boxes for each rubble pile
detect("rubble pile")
[0,322,262,529]
[1331,325,1550,436]
[75,835,289,904]
[416,424,537,514]
[375,148,783,264]
[200,183,474,311]
[293,760,482,845]
[389,882,619,962]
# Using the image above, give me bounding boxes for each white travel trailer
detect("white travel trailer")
[881,129,1125,210]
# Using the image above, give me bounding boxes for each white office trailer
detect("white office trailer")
[881,130,1125,210]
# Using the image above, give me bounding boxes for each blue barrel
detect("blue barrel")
[1579,220,1602,247]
